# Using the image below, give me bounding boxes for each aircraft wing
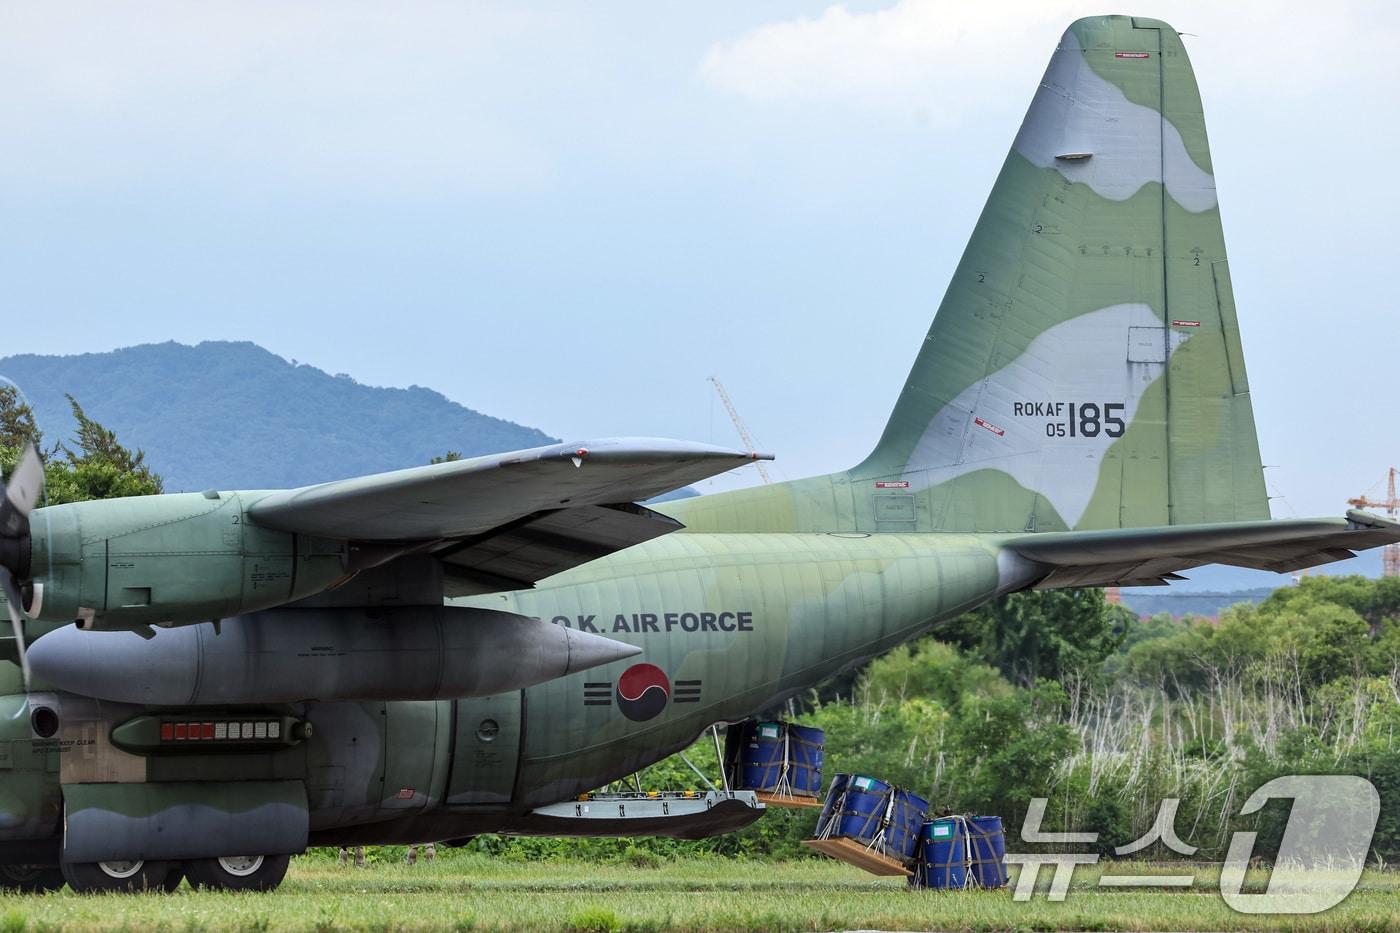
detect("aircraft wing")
[1003,510,1400,588]
[247,438,771,594]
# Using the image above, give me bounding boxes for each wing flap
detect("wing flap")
[438,503,678,596]
[1011,510,1399,588]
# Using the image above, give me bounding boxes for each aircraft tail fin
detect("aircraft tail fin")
[853,15,1268,533]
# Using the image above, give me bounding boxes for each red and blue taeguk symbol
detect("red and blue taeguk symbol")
[616,663,670,722]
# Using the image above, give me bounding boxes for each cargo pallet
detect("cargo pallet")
[801,837,912,877]
[754,790,822,809]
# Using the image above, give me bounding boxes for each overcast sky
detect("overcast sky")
[3,1,1397,515]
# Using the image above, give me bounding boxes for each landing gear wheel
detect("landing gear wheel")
[161,863,185,893]
[0,863,65,892]
[184,854,290,892]
[60,858,173,893]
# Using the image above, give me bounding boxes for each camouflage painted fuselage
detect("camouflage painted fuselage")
[0,528,1021,853]
[473,530,1024,810]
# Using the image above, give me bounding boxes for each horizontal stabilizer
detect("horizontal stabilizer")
[1004,510,1400,589]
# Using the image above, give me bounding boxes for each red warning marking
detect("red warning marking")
[396,787,416,800]
[875,481,910,489]
[1171,320,1201,327]
[1115,51,1150,59]
[975,417,1006,437]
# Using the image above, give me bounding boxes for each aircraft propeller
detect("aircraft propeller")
[0,443,43,690]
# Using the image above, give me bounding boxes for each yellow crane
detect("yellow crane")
[708,377,771,485]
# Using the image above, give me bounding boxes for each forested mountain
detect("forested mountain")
[0,341,557,491]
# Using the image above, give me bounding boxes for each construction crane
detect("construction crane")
[1347,467,1400,578]
[708,376,771,485]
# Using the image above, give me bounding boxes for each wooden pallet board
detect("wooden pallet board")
[755,791,823,809]
[801,837,912,877]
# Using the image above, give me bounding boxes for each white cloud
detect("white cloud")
[699,0,1399,116]
[699,0,1075,112]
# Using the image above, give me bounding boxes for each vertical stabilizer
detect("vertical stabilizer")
[853,15,1268,533]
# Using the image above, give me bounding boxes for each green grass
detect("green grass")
[2,854,1400,932]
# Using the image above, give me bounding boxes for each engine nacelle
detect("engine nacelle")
[27,491,347,630]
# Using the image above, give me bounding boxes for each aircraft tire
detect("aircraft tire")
[184,854,290,892]
[60,858,174,893]
[0,863,65,892]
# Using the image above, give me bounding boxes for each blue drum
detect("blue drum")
[737,721,786,791]
[787,725,824,795]
[729,721,825,797]
[833,775,893,847]
[969,816,1007,888]
[913,818,970,889]
[885,788,930,861]
[814,772,850,837]
[822,775,928,861]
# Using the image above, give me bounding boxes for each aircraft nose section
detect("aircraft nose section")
[562,626,642,676]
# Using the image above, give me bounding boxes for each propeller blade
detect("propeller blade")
[0,567,29,691]
[0,443,42,537]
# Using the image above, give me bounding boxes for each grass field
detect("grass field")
[1,853,1398,932]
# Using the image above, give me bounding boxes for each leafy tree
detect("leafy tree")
[1117,611,1188,653]
[939,588,1131,686]
[1125,589,1390,694]
[0,386,42,453]
[945,681,1075,825]
[861,638,1009,710]
[1101,611,1190,678]
[1263,574,1400,637]
[1122,620,1212,694]
[0,390,162,504]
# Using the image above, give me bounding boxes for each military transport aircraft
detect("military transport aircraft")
[0,14,1395,893]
